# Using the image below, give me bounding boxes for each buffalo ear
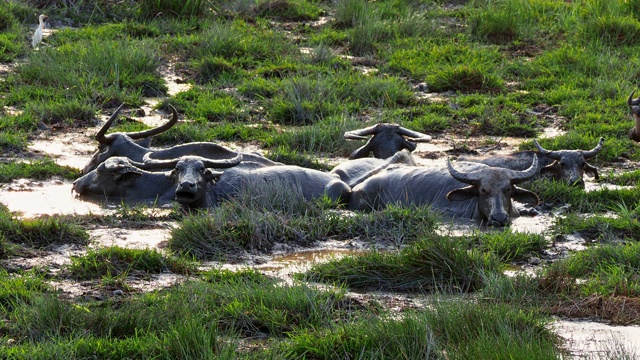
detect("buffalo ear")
[114,171,143,186]
[584,163,599,179]
[540,161,559,177]
[512,186,539,205]
[446,185,478,202]
[205,169,225,182]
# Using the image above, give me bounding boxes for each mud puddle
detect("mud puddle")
[553,319,640,359]
[0,178,110,218]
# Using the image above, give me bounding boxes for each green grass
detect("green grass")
[67,246,198,281]
[0,205,89,248]
[0,159,81,183]
[303,234,502,293]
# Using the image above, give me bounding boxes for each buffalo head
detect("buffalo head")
[73,156,156,199]
[82,104,178,174]
[344,123,432,159]
[534,137,603,188]
[142,153,243,208]
[446,155,539,227]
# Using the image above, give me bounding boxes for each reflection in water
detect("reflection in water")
[0,179,110,218]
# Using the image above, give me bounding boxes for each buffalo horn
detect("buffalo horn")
[447,158,480,185]
[628,90,640,107]
[140,153,243,170]
[396,126,432,142]
[581,137,604,159]
[96,104,179,144]
[95,103,125,144]
[343,124,380,140]
[533,139,560,160]
[507,154,538,184]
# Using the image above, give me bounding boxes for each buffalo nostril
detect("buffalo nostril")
[490,212,509,227]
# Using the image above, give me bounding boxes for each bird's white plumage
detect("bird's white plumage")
[32,14,47,48]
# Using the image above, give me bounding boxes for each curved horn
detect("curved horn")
[508,154,538,184]
[344,124,380,140]
[140,152,243,170]
[581,137,604,159]
[628,90,640,107]
[534,139,560,160]
[95,103,125,144]
[396,126,432,142]
[127,105,179,140]
[447,158,480,185]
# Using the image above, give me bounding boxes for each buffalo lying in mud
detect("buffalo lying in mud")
[628,90,640,142]
[72,155,243,204]
[344,123,432,159]
[348,156,540,227]
[83,103,278,174]
[457,138,604,188]
[142,155,352,208]
[330,149,417,188]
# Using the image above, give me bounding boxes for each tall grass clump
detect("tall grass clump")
[0,209,89,248]
[303,234,502,293]
[139,0,207,18]
[67,246,197,281]
[0,158,81,183]
[333,0,368,28]
[427,64,504,93]
[581,15,640,46]
[470,6,520,44]
[287,301,560,359]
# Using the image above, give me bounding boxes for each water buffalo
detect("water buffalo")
[72,155,242,205]
[83,103,278,174]
[142,155,352,208]
[457,138,603,188]
[349,156,540,226]
[344,123,432,159]
[330,149,417,188]
[628,90,640,142]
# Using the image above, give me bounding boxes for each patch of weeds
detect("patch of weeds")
[191,56,241,85]
[0,269,50,314]
[26,100,96,126]
[67,246,197,281]
[545,242,640,297]
[302,233,502,293]
[466,230,547,263]
[287,301,560,359]
[268,76,339,125]
[582,15,640,46]
[139,0,207,18]
[427,65,504,93]
[469,6,519,44]
[602,169,640,186]
[0,209,89,248]
[253,0,322,21]
[265,113,361,157]
[169,87,247,123]
[0,158,81,183]
[551,205,640,243]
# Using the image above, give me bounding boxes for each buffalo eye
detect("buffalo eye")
[559,161,565,167]
[479,187,488,195]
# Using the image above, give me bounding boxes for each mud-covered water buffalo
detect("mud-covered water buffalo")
[72,155,242,204]
[330,149,417,188]
[349,156,540,226]
[83,104,278,174]
[628,90,640,142]
[457,138,603,188]
[344,123,432,159]
[139,155,352,208]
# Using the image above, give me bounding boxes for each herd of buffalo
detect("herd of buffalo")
[71,91,640,227]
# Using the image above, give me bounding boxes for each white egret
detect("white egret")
[32,14,48,48]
